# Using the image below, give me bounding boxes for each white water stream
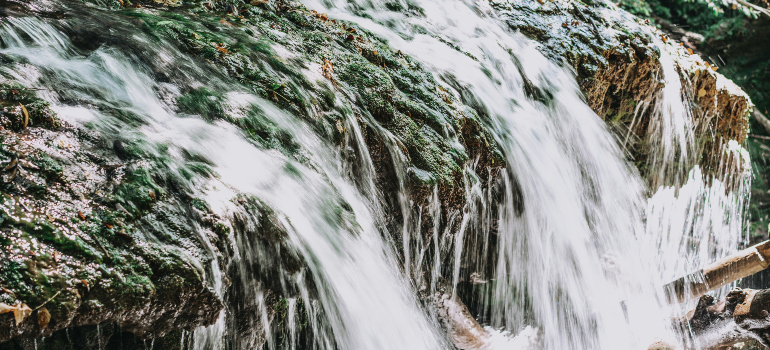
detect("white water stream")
[0,0,751,349]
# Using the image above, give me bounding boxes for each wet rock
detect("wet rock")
[490,0,751,188]
[0,0,756,348]
[0,95,223,342]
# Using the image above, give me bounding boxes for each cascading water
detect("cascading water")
[0,0,752,350]
[0,12,447,350]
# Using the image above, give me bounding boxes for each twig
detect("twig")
[272,90,291,103]
[34,290,61,310]
[735,0,770,17]
[749,134,770,141]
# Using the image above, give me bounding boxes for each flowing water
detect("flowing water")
[0,0,751,350]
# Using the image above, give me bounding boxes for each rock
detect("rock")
[491,0,751,188]
[0,0,755,347]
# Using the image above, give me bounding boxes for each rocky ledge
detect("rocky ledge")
[0,0,755,348]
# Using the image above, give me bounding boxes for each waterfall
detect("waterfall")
[0,0,751,349]
[1,14,445,350]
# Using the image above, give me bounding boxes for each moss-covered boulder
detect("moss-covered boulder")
[491,0,752,188]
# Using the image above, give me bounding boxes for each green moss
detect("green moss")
[178,88,226,120]
[30,153,64,181]
[113,168,161,215]
[271,297,309,347]
[0,83,62,131]
[121,1,504,186]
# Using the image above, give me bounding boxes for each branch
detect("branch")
[664,240,770,304]
[653,16,705,46]
[424,281,491,349]
[735,0,770,18]
[754,109,770,136]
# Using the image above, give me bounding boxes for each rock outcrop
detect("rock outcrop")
[0,0,755,348]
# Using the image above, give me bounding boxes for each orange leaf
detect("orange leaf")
[0,303,32,325]
[37,307,50,329]
[214,44,230,54]
[19,103,28,128]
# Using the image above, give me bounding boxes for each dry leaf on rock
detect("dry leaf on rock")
[0,302,33,325]
[19,103,28,128]
[38,307,51,329]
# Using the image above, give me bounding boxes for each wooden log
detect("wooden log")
[664,240,770,304]
[672,288,770,349]
[423,281,491,349]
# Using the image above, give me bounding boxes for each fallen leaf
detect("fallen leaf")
[0,303,32,325]
[77,211,86,220]
[214,43,230,54]
[116,229,133,242]
[711,66,718,72]
[104,222,113,229]
[0,303,13,314]
[53,251,60,263]
[14,304,31,325]
[81,279,89,291]
[18,159,38,170]
[686,48,693,55]
[323,59,334,80]
[19,103,29,129]
[37,307,50,329]
[336,119,345,133]
[561,22,569,28]
[220,18,233,26]
[4,158,17,171]
[698,88,707,97]
[148,190,156,200]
